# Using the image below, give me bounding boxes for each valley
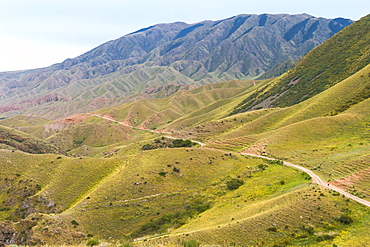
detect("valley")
[0,13,369,247]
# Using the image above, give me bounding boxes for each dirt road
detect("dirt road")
[241,153,370,207]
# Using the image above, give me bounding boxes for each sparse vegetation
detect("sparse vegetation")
[131,199,211,238]
[337,215,353,225]
[226,178,244,190]
[86,238,100,246]
[183,239,200,247]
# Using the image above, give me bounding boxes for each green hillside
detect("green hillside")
[231,14,370,114]
[95,79,263,131]
[193,63,370,198]
[2,148,368,246]
[0,125,60,154]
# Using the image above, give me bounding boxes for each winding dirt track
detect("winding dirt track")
[240,153,370,207]
[91,113,370,208]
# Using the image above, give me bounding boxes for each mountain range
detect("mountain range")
[0,13,369,247]
[0,13,352,119]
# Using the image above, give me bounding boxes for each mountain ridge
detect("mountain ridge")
[231,14,370,114]
[0,13,352,119]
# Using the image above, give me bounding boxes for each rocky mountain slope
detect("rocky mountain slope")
[231,14,370,114]
[0,14,352,119]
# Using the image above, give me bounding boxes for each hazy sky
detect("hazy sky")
[0,0,368,72]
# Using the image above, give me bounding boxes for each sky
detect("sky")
[0,0,369,72]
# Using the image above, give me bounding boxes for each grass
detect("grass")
[137,184,370,246]
[45,122,142,153]
[66,149,267,239]
[198,65,370,194]
[0,147,318,243]
[94,79,261,132]
[0,150,124,220]
[231,14,370,113]
[0,125,59,154]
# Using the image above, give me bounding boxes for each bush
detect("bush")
[266,226,278,232]
[142,144,153,150]
[121,244,133,247]
[172,139,194,147]
[183,239,200,247]
[226,178,244,190]
[337,215,353,225]
[258,164,268,171]
[158,171,167,177]
[86,238,100,246]
[35,184,42,191]
[71,219,79,226]
[301,225,314,234]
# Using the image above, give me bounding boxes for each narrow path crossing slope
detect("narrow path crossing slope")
[90,114,370,208]
[241,153,370,207]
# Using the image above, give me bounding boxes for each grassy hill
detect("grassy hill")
[185,63,370,202]
[0,125,60,154]
[2,148,369,246]
[94,79,263,132]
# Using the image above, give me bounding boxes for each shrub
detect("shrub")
[158,172,167,177]
[316,233,336,242]
[183,239,200,247]
[301,225,314,234]
[258,164,268,171]
[172,139,194,147]
[337,215,353,225]
[266,226,278,232]
[142,144,153,150]
[71,219,79,226]
[35,184,42,191]
[226,178,244,190]
[86,238,100,246]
